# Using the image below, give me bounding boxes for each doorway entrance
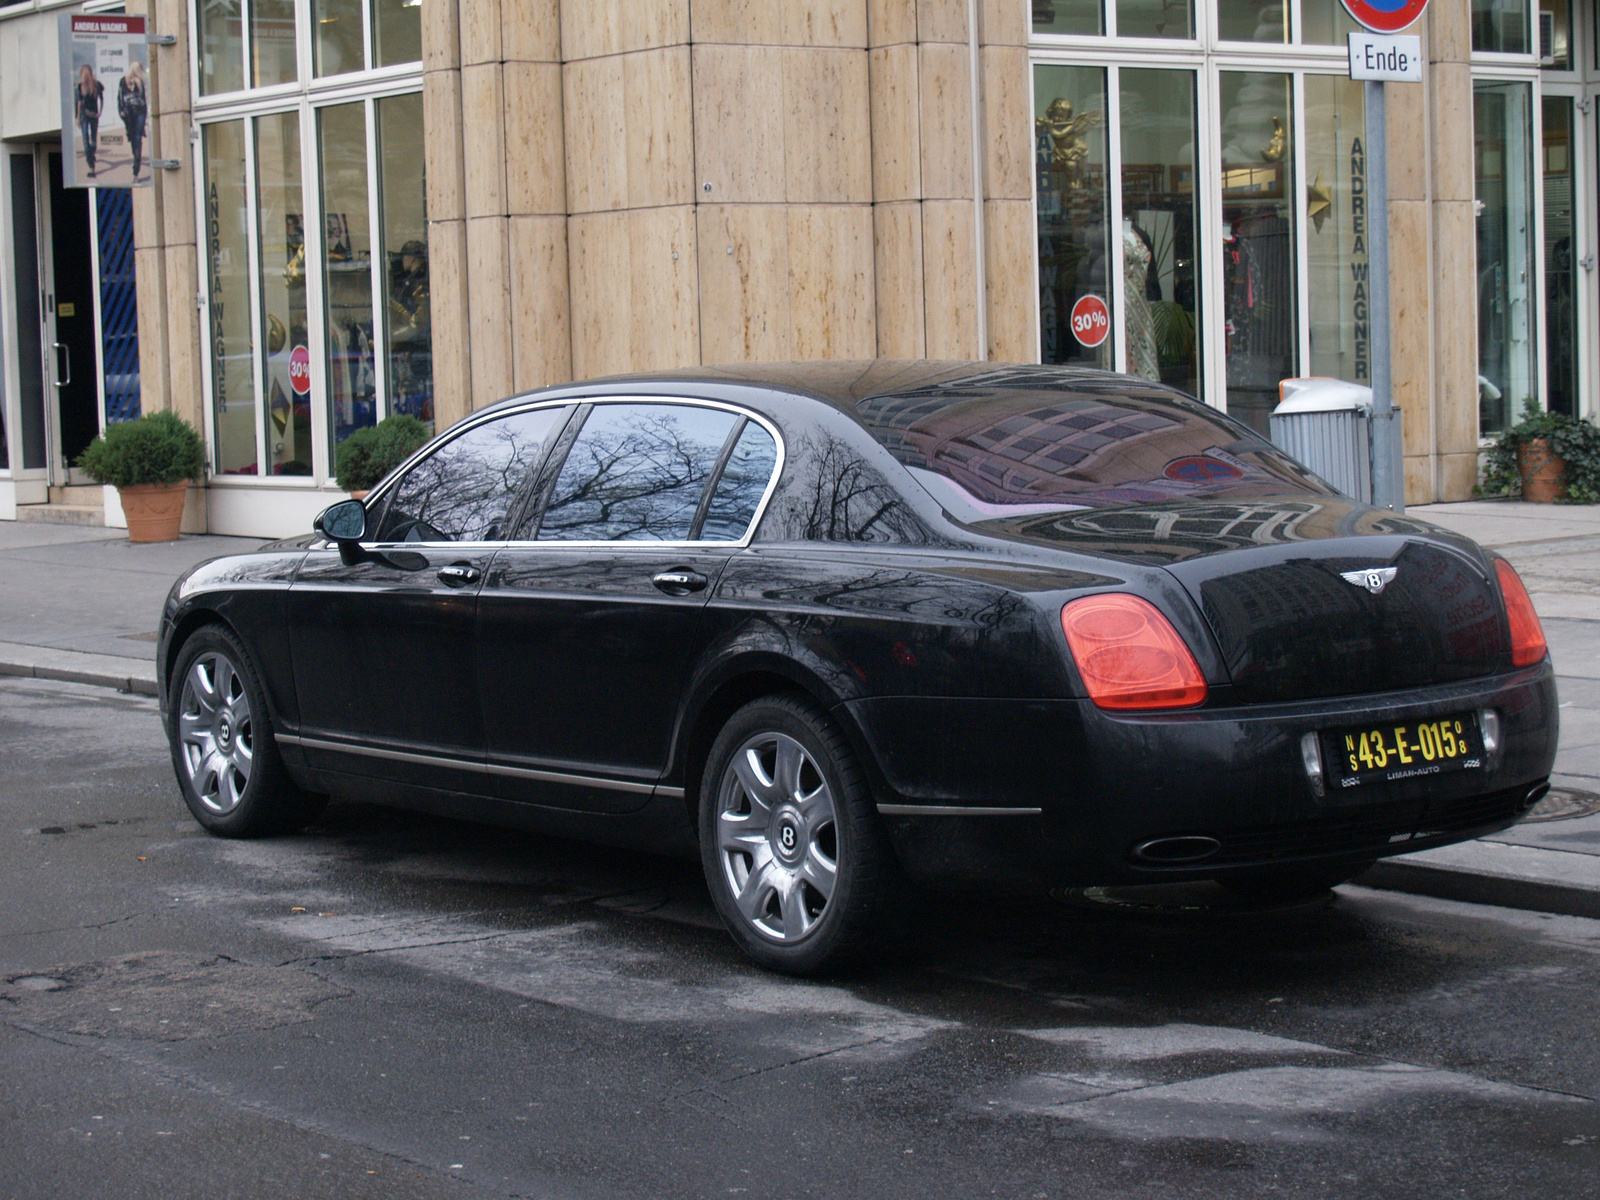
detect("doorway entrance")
[5,146,101,491]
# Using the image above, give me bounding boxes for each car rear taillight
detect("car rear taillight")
[1495,559,1547,667]
[1061,594,1208,710]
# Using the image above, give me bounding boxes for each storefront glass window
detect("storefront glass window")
[378,93,432,433]
[203,120,258,476]
[314,0,365,78]
[1543,0,1572,67]
[1117,1,1193,38]
[199,1,246,95]
[1542,95,1577,416]
[1304,74,1370,385]
[319,103,377,450]
[374,0,423,68]
[1032,2,1103,36]
[1119,68,1200,396]
[1218,2,1288,43]
[1300,0,1362,44]
[1219,71,1297,434]
[1472,0,1531,54]
[250,0,297,88]
[1475,80,1537,433]
[1034,65,1113,369]
[256,111,311,476]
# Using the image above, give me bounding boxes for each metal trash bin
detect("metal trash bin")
[1269,378,1401,506]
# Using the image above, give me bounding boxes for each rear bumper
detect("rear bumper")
[844,660,1559,890]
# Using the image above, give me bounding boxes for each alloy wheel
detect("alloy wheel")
[715,732,839,943]
[176,651,254,814]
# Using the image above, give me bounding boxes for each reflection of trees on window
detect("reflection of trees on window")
[764,432,935,545]
[375,408,566,543]
[539,404,739,542]
[701,423,778,541]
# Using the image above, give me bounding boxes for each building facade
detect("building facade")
[0,0,1593,535]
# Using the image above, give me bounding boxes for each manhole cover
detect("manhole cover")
[1522,787,1600,823]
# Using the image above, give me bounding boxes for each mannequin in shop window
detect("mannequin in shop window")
[388,240,433,424]
[1123,218,1160,382]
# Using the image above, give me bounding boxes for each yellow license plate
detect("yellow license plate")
[1326,714,1483,788]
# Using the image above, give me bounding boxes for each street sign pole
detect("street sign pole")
[1343,0,1429,511]
[1364,77,1399,512]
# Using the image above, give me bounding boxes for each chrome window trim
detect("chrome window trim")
[348,395,786,553]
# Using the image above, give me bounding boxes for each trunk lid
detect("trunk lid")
[977,498,1511,703]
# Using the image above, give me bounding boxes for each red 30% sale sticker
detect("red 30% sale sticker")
[1069,294,1110,348]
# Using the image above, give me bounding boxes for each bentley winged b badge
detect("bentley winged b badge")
[1341,567,1398,595]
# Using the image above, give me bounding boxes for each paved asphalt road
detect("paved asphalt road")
[2,677,1597,1199]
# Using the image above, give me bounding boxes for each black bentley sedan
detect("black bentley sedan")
[158,362,1557,973]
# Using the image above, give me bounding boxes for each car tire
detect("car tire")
[168,625,326,838]
[699,695,894,975]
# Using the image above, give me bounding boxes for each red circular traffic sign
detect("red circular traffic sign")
[1340,0,1429,34]
[288,344,312,396]
[1069,294,1110,348]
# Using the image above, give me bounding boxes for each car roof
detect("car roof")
[493,360,1195,427]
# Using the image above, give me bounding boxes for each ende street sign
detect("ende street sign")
[1339,0,1430,35]
[1348,32,1424,81]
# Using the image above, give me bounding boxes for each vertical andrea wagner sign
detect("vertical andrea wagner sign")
[59,14,151,188]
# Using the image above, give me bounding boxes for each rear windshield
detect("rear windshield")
[855,372,1336,518]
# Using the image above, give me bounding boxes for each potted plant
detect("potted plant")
[75,410,206,542]
[335,414,431,499]
[1480,399,1600,504]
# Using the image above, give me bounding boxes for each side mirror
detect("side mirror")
[314,498,367,544]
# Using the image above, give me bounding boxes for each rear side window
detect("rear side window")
[856,374,1335,516]
[538,403,740,541]
[373,406,568,543]
[700,421,778,541]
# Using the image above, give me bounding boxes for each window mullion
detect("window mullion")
[243,117,268,476]
[365,96,388,421]
[303,101,331,485]
[1107,64,1127,373]
[1293,70,1311,378]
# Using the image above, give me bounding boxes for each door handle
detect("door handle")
[437,564,481,587]
[52,342,70,388]
[652,569,708,596]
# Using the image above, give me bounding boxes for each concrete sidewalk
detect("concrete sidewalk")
[0,503,1595,920]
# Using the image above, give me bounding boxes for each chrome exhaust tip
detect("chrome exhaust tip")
[1131,835,1222,864]
[1520,783,1550,813]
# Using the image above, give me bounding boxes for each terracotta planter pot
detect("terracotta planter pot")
[119,481,189,543]
[349,489,369,501]
[1516,438,1568,503]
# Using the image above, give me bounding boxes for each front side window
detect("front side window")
[539,405,743,542]
[373,407,569,543]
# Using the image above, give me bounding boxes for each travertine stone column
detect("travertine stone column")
[423,0,473,428]
[917,8,980,358]
[566,0,698,377]
[980,12,1033,362]
[689,2,875,366]
[1387,24,1434,503]
[1429,0,1480,501]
